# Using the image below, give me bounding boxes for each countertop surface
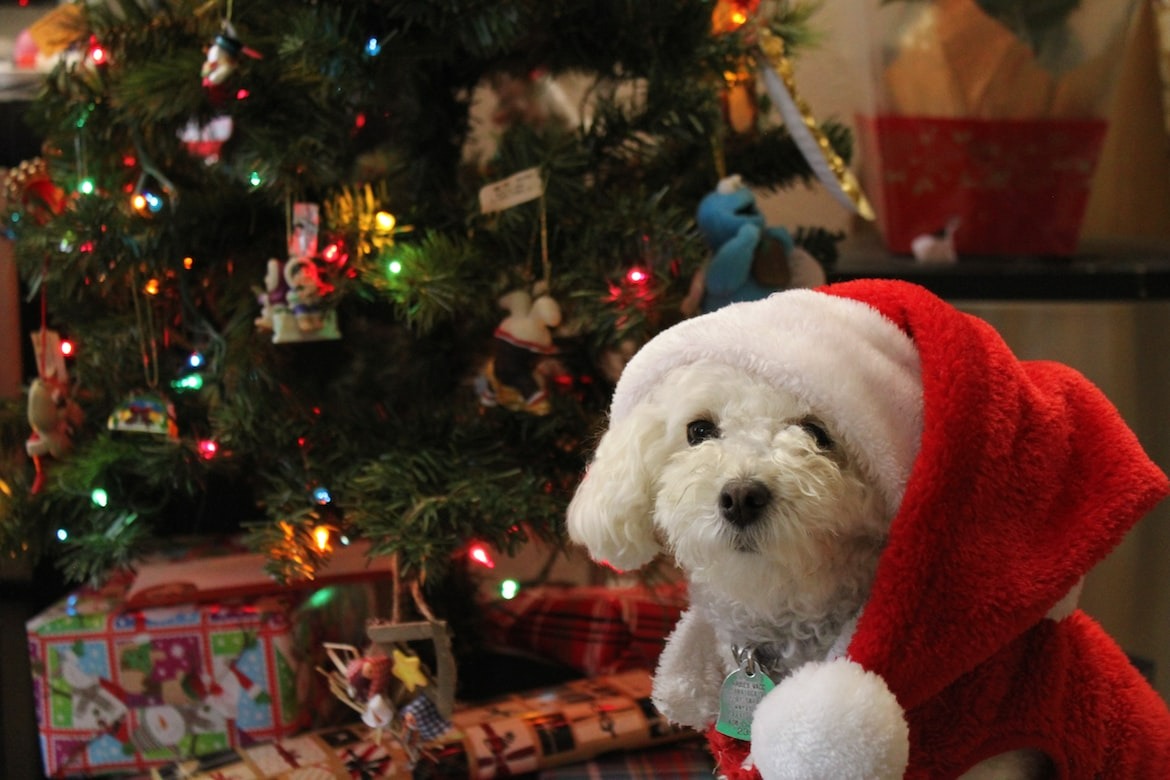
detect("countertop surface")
[830,235,1170,301]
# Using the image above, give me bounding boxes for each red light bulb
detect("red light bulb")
[625,267,649,285]
[468,543,495,569]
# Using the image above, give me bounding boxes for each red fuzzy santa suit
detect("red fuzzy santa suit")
[597,279,1170,778]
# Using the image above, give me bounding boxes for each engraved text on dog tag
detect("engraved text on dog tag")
[715,648,774,740]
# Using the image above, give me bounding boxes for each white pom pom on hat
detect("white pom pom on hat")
[750,658,910,780]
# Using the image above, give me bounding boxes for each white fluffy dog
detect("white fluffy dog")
[572,358,885,696]
[566,286,1065,779]
[567,360,1045,779]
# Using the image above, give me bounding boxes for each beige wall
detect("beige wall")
[960,301,1170,702]
[1081,0,1170,241]
[759,0,1170,246]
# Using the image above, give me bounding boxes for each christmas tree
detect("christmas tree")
[1,0,860,618]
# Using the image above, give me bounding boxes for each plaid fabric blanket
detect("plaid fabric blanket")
[481,584,687,676]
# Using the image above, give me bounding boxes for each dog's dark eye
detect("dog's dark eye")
[799,418,833,450]
[686,419,720,446]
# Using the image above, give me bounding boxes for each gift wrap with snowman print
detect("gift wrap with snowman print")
[24,571,366,777]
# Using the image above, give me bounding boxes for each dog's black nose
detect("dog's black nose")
[719,478,772,527]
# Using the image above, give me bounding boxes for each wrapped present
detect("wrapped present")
[481,584,687,676]
[147,725,414,780]
[143,668,699,780]
[26,549,388,778]
[419,668,693,778]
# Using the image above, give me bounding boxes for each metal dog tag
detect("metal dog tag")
[715,647,774,740]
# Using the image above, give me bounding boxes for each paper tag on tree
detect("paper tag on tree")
[289,202,320,259]
[30,329,68,381]
[479,167,544,213]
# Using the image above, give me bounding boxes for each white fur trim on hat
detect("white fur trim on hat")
[749,658,910,780]
[609,290,923,516]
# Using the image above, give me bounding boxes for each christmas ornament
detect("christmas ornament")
[26,377,84,494]
[319,629,453,765]
[400,693,451,742]
[488,69,579,132]
[720,67,758,135]
[29,326,70,386]
[362,693,395,731]
[391,648,427,693]
[201,21,261,89]
[465,70,579,167]
[177,115,234,165]
[106,392,179,439]
[289,201,320,259]
[476,283,563,416]
[280,256,340,341]
[256,203,342,343]
[104,266,177,440]
[708,1,761,135]
[26,328,82,494]
[321,645,399,719]
[254,258,288,331]
[369,620,456,755]
[475,165,567,413]
[342,650,392,705]
[5,158,67,225]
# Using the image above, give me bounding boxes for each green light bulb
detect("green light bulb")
[171,374,204,391]
[500,579,521,600]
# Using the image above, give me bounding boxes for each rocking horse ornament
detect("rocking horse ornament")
[318,567,455,764]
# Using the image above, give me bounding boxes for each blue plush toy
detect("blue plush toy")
[692,175,825,314]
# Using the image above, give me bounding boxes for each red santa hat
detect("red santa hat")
[608,279,1170,777]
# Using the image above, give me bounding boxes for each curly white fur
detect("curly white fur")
[567,358,1048,780]
[570,361,885,676]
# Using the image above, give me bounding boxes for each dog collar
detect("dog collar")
[733,644,788,682]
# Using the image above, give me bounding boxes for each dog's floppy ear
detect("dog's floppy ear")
[567,410,668,571]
